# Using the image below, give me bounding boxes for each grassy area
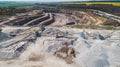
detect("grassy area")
[69,25,120,30]
[64,2,120,6]
[0,1,34,7]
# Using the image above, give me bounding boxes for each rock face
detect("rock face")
[0,41,28,59]
[103,19,120,27]
[41,28,65,37]
[8,15,43,26]
[54,43,76,64]
[0,32,39,60]
[0,30,11,43]
[0,28,40,59]
[72,11,106,25]
[10,29,24,37]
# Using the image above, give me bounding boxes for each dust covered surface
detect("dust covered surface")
[0,28,120,67]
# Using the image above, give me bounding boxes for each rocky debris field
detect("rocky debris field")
[0,27,120,67]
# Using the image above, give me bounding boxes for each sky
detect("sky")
[0,0,119,2]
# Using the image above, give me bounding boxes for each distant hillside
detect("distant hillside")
[0,1,34,7]
[63,1,120,6]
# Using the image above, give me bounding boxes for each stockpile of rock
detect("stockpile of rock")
[54,42,76,64]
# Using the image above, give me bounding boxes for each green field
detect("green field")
[0,1,34,7]
[64,2,120,6]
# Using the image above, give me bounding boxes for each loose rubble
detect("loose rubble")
[54,42,76,64]
[0,27,120,67]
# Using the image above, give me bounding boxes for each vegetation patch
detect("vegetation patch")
[69,25,120,30]
[0,1,34,7]
[63,2,120,6]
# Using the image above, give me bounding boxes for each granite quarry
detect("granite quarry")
[0,8,120,67]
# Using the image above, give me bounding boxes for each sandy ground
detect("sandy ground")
[1,26,30,33]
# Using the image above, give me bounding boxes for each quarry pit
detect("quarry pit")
[0,9,120,67]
